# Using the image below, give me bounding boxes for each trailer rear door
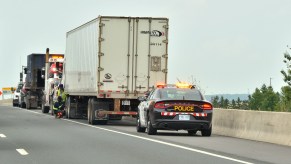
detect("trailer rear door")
[98,17,168,96]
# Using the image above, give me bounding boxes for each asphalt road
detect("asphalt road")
[1,105,291,164]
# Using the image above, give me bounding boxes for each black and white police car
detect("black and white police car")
[136,83,213,136]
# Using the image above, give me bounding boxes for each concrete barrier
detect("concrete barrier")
[0,99,12,106]
[213,108,291,146]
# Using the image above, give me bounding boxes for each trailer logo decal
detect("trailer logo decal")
[105,73,112,79]
[141,30,164,37]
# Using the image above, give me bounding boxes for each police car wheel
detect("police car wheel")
[201,127,212,137]
[147,119,157,135]
[136,117,146,133]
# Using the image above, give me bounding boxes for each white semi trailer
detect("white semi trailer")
[63,16,169,125]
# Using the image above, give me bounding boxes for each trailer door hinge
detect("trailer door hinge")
[98,52,104,57]
[162,40,168,44]
[99,23,105,27]
[118,85,128,89]
[98,82,104,86]
[162,69,168,73]
[163,25,169,29]
[99,38,105,42]
[98,67,104,71]
[162,54,168,58]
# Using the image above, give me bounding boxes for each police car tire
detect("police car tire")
[147,119,157,135]
[136,117,146,133]
[201,127,212,137]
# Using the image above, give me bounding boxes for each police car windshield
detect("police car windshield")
[160,88,203,101]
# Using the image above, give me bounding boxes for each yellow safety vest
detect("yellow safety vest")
[57,89,67,102]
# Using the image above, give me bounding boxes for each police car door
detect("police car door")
[139,90,154,126]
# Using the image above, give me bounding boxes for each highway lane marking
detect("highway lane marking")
[65,119,254,164]
[16,149,29,155]
[25,110,253,164]
[0,134,7,138]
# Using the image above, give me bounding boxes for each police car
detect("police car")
[136,83,213,136]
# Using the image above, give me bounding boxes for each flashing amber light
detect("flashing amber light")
[175,82,192,89]
[156,83,166,88]
[51,55,64,59]
[202,103,213,110]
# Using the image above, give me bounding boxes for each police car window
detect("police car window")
[147,90,155,100]
[151,90,161,100]
[160,88,202,100]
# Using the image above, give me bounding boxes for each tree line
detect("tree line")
[211,51,291,112]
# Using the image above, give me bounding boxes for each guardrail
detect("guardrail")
[213,108,291,146]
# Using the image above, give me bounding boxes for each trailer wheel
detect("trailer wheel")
[20,102,26,108]
[88,98,108,125]
[41,104,49,113]
[26,101,31,109]
[87,98,96,125]
[65,97,71,119]
[50,100,54,115]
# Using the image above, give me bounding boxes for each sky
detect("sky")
[0,0,290,95]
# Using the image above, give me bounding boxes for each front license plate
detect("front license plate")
[179,115,190,120]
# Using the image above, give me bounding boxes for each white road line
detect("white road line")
[24,109,253,164]
[0,134,7,138]
[64,119,254,164]
[16,149,29,155]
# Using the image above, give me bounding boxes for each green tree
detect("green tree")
[211,96,219,108]
[261,86,280,111]
[219,96,224,108]
[231,99,236,109]
[249,88,263,110]
[249,84,280,111]
[281,51,291,86]
[223,99,229,109]
[236,97,241,109]
[241,100,249,110]
[277,86,291,112]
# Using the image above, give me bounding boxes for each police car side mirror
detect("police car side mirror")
[138,96,146,101]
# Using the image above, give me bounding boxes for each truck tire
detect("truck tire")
[20,102,26,108]
[50,101,54,115]
[26,101,31,109]
[65,97,71,119]
[88,98,108,125]
[87,98,95,125]
[41,104,49,113]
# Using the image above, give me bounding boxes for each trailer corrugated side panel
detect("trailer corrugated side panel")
[65,19,98,95]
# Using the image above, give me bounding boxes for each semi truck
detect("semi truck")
[22,54,45,109]
[63,16,169,125]
[41,48,64,114]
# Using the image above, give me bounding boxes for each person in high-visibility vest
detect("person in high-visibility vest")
[53,96,64,118]
[57,84,67,103]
